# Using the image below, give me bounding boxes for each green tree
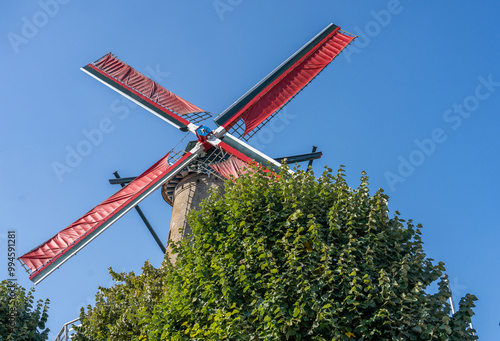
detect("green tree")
[0,280,50,341]
[75,262,167,340]
[76,166,477,340]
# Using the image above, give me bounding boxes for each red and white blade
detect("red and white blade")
[214,24,355,137]
[207,133,282,178]
[82,53,207,132]
[19,147,201,284]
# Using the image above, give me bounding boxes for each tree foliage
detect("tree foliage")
[74,263,167,340]
[0,280,50,341]
[75,166,477,340]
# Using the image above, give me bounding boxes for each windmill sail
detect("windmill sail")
[208,156,252,179]
[214,23,355,137]
[209,133,293,179]
[214,133,282,176]
[82,53,210,131]
[19,147,202,285]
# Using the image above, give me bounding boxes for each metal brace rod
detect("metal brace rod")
[275,150,322,165]
[307,146,318,171]
[112,172,166,254]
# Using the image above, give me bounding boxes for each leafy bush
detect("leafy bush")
[76,166,477,340]
[0,280,50,341]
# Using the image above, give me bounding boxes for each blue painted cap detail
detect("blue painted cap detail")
[196,125,211,136]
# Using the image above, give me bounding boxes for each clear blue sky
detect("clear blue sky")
[1,1,499,339]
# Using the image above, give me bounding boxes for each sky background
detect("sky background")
[1,1,499,339]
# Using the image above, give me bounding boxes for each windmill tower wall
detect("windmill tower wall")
[162,172,224,263]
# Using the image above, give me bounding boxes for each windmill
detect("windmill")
[19,23,355,285]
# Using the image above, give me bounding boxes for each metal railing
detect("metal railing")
[54,317,80,341]
[444,275,476,336]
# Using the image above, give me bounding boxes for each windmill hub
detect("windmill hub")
[196,125,211,136]
[195,125,216,151]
